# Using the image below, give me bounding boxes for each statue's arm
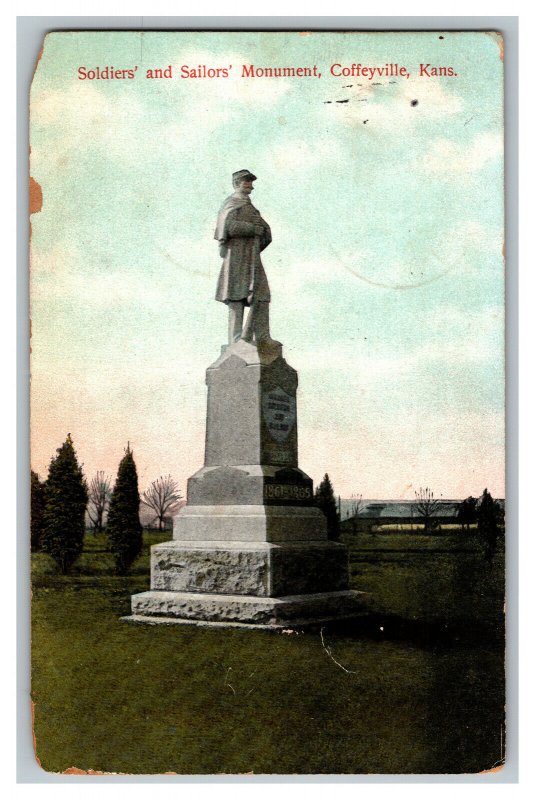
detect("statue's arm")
[227,220,258,237]
[260,223,272,251]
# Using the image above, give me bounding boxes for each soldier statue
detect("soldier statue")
[214,169,279,346]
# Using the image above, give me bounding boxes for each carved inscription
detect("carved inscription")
[264,484,312,501]
[262,386,296,444]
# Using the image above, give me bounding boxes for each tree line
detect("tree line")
[31,435,181,575]
[336,483,504,561]
[31,439,504,575]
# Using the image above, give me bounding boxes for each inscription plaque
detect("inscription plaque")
[262,386,296,443]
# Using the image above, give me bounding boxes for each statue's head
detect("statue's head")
[232,169,257,193]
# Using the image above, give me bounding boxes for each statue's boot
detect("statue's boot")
[241,300,281,347]
[254,301,281,347]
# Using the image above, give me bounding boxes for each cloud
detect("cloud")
[421,132,502,176]
[264,138,342,173]
[292,304,503,384]
[31,83,147,170]
[31,51,292,176]
[326,76,464,131]
[321,217,503,290]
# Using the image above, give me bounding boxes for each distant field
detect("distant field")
[31,530,505,775]
[369,523,477,532]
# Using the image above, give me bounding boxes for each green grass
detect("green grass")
[31,531,505,775]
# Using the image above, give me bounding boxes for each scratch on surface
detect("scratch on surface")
[31,701,42,770]
[320,628,358,674]
[325,236,457,291]
[158,244,210,277]
[478,723,505,773]
[224,666,236,694]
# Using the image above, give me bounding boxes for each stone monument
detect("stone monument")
[129,170,364,628]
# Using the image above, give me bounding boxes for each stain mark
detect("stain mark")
[357,98,368,102]
[299,31,312,37]
[31,701,42,769]
[29,177,42,215]
[363,120,369,124]
[464,116,474,126]
[371,82,382,86]
[439,35,444,40]
[342,84,353,88]
[479,762,505,774]
[31,36,46,84]
[323,100,332,104]
[485,31,504,61]
[411,99,419,107]
[336,99,349,104]
[64,767,114,775]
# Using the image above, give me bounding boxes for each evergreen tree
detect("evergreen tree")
[106,444,143,575]
[457,495,478,532]
[41,435,88,573]
[478,488,499,562]
[315,473,340,540]
[30,470,46,552]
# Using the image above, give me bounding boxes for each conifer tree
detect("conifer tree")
[30,470,46,552]
[41,435,88,573]
[315,473,340,540]
[106,444,143,575]
[478,488,499,562]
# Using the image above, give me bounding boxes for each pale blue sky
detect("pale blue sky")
[30,31,504,498]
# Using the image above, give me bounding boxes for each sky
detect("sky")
[30,31,504,499]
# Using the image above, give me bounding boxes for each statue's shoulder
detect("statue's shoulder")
[219,194,244,214]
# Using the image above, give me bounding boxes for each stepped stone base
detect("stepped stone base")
[173,504,327,542]
[128,589,366,629]
[150,539,348,597]
[127,340,368,631]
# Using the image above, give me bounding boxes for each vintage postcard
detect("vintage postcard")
[29,30,505,775]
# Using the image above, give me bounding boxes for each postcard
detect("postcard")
[29,30,505,775]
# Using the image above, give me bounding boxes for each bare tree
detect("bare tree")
[141,475,182,531]
[413,487,440,533]
[87,471,112,532]
[348,493,363,533]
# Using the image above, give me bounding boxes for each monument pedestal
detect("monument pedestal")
[129,340,365,629]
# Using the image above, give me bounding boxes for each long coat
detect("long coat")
[214,193,272,305]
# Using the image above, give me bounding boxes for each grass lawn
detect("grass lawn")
[31,531,505,775]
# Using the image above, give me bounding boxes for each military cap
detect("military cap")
[232,169,257,186]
